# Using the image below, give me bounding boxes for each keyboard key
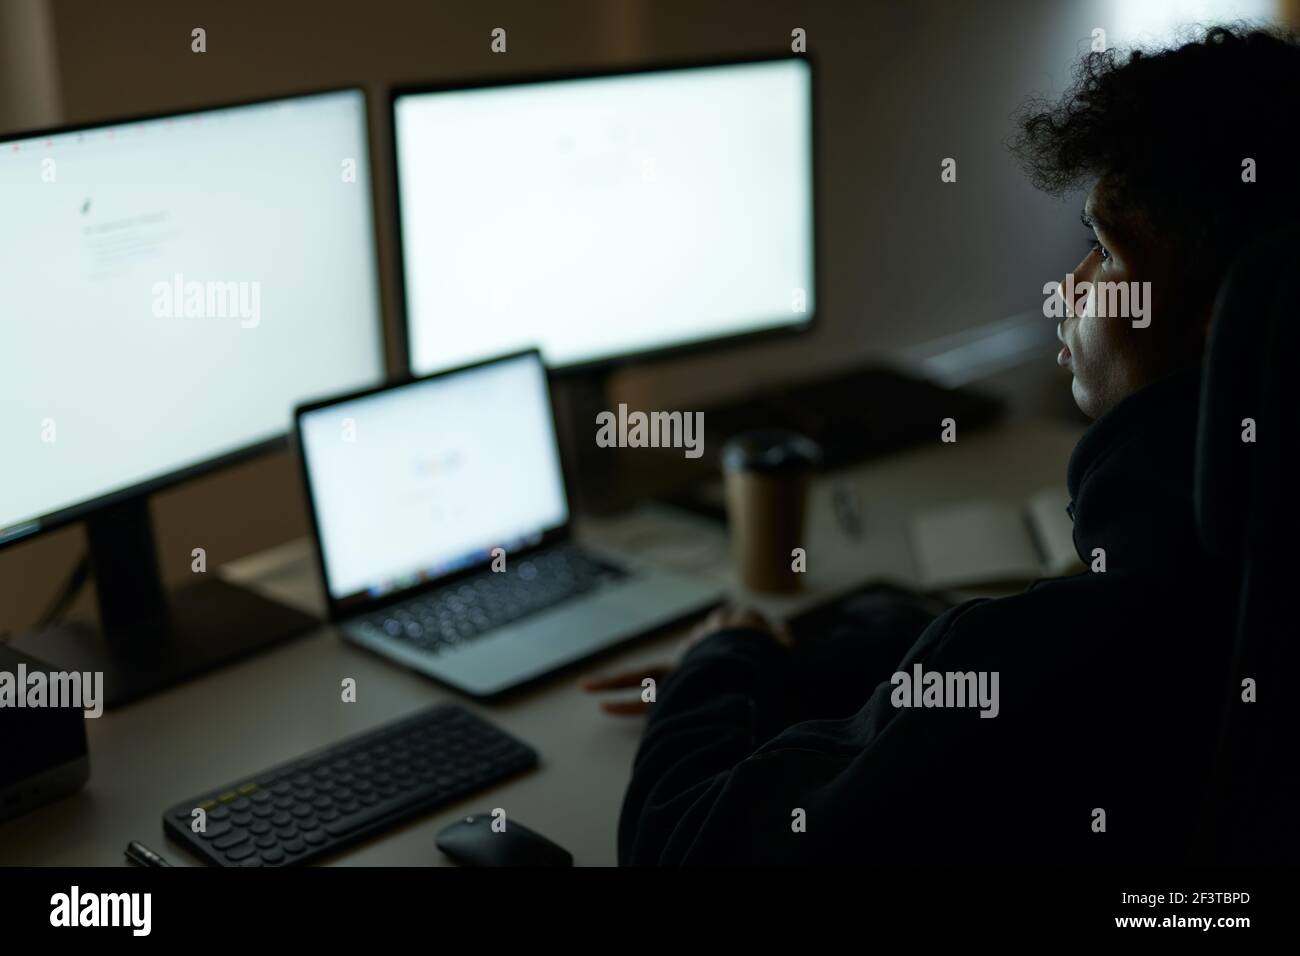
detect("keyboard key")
[214,829,249,850]
[225,843,257,862]
[198,821,233,841]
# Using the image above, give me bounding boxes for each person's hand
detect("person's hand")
[580,662,676,716]
[580,604,790,716]
[690,605,792,652]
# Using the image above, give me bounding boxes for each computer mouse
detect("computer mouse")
[436,813,574,867]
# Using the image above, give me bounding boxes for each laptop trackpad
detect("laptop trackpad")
[490,597,629,659]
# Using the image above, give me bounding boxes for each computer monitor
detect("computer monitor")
[391,55,815,376]
[0,88,384,705]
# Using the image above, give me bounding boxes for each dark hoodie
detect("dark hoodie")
[619,370,1237,864]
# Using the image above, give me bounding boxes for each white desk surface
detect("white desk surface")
[0,420,1082,866]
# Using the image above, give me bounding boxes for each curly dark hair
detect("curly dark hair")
[1011,24,1300,299]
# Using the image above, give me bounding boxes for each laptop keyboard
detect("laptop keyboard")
[357,543,627,653]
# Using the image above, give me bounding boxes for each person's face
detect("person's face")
[1055,179,1206,418]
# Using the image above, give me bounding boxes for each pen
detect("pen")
[125,840,172,867]
[833,486,864,539]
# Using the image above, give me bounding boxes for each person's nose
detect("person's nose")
[1059,269,1094,319]
[1055,273,1075,318]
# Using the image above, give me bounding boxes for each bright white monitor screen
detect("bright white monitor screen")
[298,352,569,606]
[394,58,814,373]
[0,90,384,545]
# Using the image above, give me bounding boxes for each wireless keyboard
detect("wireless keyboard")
[163,704,537,866]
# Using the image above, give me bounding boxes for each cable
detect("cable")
[35,552,92,629]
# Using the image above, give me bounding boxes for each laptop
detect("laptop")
[293,349,722,697]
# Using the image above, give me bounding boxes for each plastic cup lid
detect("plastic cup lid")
[720,429,823,474]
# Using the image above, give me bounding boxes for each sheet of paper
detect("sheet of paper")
[911,500,1041,590]
[1025,486,1084,576]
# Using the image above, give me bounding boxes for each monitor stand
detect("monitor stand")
[11,498,319,710]
[551,367,634,516]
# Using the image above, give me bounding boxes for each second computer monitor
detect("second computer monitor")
[392,56,815,374]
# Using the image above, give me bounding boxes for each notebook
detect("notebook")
[911,487,1083,590]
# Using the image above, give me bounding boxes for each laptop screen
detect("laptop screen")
[298,352,569,608]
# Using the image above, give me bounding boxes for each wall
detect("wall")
[0,0,1290,633]
[0,0,61,129]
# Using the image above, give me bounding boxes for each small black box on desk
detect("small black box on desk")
[0,645,91,823]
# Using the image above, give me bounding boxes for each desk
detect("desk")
[0,420,1082,866]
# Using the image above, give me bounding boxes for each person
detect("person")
[584,25,1300,864]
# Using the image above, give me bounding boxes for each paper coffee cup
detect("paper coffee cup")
[721,430,822,593]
